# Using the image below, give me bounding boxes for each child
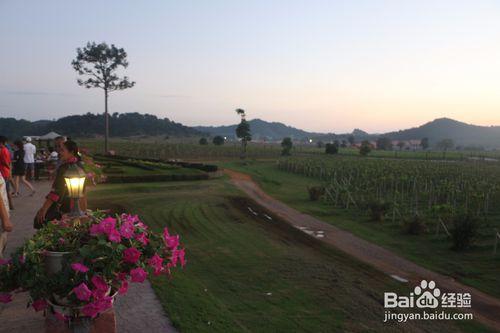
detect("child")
[0,175,13,258]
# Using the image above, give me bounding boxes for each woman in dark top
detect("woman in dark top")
[11,141,35,197]
[35,140,86,227]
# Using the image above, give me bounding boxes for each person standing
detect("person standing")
[35,140,86,227]
[23,137,36,181]
[12,141,35,196]
[0,136,13,210]
[0,174,13,258]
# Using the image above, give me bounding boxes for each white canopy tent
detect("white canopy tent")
[38,132,61,140]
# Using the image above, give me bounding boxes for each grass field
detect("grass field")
[221,160,500,300]
[87,178,489,332]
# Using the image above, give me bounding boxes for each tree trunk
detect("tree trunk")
[241,140,247,160]
[104,89,109,154]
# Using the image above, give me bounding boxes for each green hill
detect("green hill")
[0,112,202,140]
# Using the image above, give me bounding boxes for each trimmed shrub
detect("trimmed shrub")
[307,186,325,201]
[369,200,391,222]
[404,215,427,235]
[450,214,480,251]
[325,143,338,155]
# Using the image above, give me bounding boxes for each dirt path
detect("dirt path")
[225,169,500,332]
[0,181,177,333]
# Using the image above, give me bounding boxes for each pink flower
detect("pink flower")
[94,296,113,312]
[90,223,104,236]
[81,303,99,318]
[135,232,149,246]
[123,247,141,264]
[91,275,108,292]
[19,255,26,264]
[92,288,107,299]
[0,258,10,265]
[135,221,148,230]
[171,248,186,267]
[71,262,89,273]
[54,311,68,322]
[148,254,164,275]
[32,299,48,312]
[108,229,122,243]
[119,220,135,239]
[165,235,179,250]
[118,280,129,295]
[130,267,147,283]
[178,248,186,267]
[163,262,172,275]
[121,214,139,224]
[116,272,127,281]
[163,227,170,240]
[0,293,12,303]
[73,283,92,301]
[100,217,117,234]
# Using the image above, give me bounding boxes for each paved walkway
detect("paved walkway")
[0,181,177,333]
[226,169,500,332]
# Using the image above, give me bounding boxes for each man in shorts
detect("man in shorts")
[23,137,36,180]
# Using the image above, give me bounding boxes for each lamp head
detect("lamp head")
[64,163,86,199]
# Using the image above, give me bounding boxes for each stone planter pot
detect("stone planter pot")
[44,251,71,275]
[46,290,118,333]
[45,306,116,333]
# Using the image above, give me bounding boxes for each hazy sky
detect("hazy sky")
[1,0,500,133]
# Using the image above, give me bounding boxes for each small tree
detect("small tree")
[72,42,135,153]
[341,140,347,148]
[235,108,251,159]
[397,141,406,151]
[325,143,338,154]
[420,137,429,150]
[316,141,324,148]
[199,138,208,145]
[212,136,225,146]
[437,138,454,151]
[450,214,480,251]
[347,135,355,146]
[281,137,293,156]
[436,138,454,158]
[376,137,393,150]
[360,140,371,156]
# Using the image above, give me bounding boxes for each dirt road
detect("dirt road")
[226,169,500,331]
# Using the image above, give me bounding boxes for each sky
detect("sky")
[1,0,500,133]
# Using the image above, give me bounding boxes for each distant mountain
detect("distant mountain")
[384,118,500,148]
[195,118,321,140]
[0,112,201,140]
[3,113,500,148]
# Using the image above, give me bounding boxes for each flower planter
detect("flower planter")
[45,308,116,333]
[44,251,71,274]
[1,211,185,331]
[47,291,118,333]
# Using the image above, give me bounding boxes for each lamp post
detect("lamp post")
[64,163,86,217]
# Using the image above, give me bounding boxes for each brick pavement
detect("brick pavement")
[0,181,177,333]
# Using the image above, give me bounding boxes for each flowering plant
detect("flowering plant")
[0,211,185,320]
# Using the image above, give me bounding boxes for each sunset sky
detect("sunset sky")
[1,0,500,133]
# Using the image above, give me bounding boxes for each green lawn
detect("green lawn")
[221,160,500,300]
[88,179,490,332]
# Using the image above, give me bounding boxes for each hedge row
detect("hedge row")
[105,173,209,184]
[95,154,218,172]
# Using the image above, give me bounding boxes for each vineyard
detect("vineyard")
[278,156,500,221]
[80,139,298,160]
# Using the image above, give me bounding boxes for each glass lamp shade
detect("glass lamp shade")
[64,164,86,199]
